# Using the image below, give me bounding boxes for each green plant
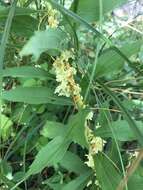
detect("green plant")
[0,0,143,190]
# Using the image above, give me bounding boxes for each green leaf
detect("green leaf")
[0,13,38,37]
[27,110,89,177]
[40,121,66,139]
[2,87,72,105]
[0,160,12,179]
[0,6,36,18]
[0,6,38,36]
[95,40,143,78]
[0,114,13,141]
[122,99,143,111]
[0,172,22,190]
[3,66,53,80]
[11,15,38,37]
[71,0,128,22]
[42,175,64,190]
[0,0,17,108]
[62,170,93,190]
[95,153,122,190]
[20,28,67,61]
[13,172,25,183]
[96,120,143,141]
[60,151,90,174]
[41,110,89,147]
[68,110,89,148]
[128,165,143,190]
[97,80,143,146]
[27,136,71,175]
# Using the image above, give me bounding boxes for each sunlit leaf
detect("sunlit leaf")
[20,28,67,61]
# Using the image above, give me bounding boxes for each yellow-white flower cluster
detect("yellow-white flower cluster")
[47,3,59,28]
[85,127,106,168]
[53,50,84,108]
[89,136,106,154]
[85,153,95,169]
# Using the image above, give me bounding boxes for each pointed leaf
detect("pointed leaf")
[95,40,143,78]
[3,66,53,80]
[0,7,36,18]
[62,170,93,190]
[95,153,122,190]
[27,110,89,177]
[60,151,90,174]
[20,28,67,61]
[2,87,72,105]
[40,121,66,139]
[28,136,71,175]
[68,110,89,148]
[96,120,143,141]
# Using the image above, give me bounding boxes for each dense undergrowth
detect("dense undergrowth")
[0,0,143,190]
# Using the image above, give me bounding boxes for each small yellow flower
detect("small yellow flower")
[86,127,106,155]
[85,127,106,169]
[90,136,106,154]
[85,135,105,169]
[48,16,59,28]
[53,50,84,108]
[85,153,95,168]
[86,111,94,120]
[46,3,60,28]
[60,50,74,61]
[38,3,59,29]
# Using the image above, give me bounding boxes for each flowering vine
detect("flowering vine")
[45,3,105,174]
